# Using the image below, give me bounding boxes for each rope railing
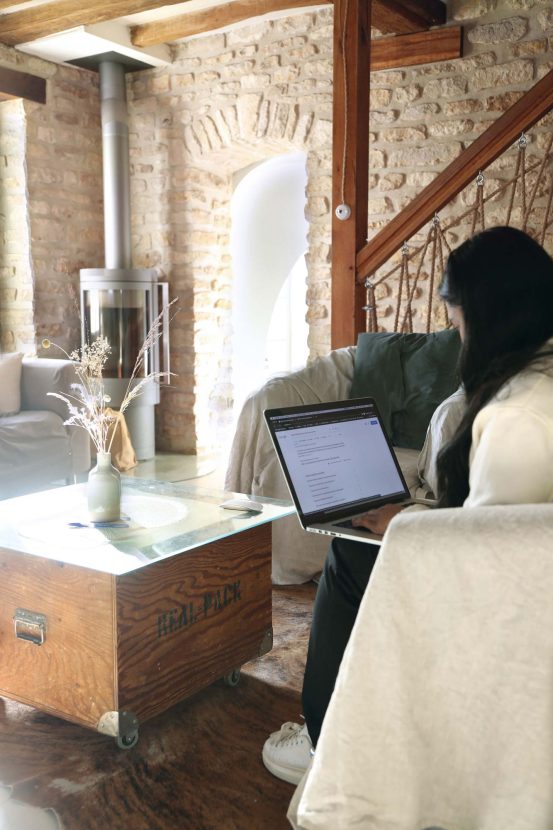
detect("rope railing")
[364,123,553,333]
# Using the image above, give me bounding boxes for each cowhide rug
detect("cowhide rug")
[0,584,315,830]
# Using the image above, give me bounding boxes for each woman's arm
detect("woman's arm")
[466,405,553,507]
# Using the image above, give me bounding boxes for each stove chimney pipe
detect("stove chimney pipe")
[99,61,132,271]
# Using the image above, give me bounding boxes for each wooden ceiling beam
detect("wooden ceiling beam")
[374,0,445,34]
[0,0,195,47]
[132,0,327,47]
[131,0,328,47]
[371,25,461,71]
[133,0,458,71]
[0,0,446,47]
[132,0,448,47]
[0,66,46,103]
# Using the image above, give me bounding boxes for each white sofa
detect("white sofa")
[225,347,422,584]
[289,501,553,829]
[0,357,91,499]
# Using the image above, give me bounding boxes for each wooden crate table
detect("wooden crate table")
[0,478,293,748]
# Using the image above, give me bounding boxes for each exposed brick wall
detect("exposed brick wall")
[0,98,32,352]
[0,0,551,456]
[128,0,553,454]
[128,12,334,453]
[367,0,553,333]
[27,64,103,357]
[0,49,102,356]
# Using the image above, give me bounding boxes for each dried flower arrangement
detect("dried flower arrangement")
[43,299,176,454]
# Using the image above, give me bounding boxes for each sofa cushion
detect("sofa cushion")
[349,330,461,450]
[0,352,23,416]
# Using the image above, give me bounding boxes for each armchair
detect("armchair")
[226,347,361,584]
[225,330,461,584]
[289,501,553,828]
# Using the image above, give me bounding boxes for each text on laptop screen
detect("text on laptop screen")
[268,401,406,517]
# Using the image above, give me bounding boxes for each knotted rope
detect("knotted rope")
[361,121,553,333]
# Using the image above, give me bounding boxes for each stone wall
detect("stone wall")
[0,0,551,455]
[368,0,553,332]
[0,48,102,356]
[27,64,103,355]
[128,0,553,454]
[128,12,335,452]
[0,98,31,352]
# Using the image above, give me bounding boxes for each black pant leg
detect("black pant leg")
[301,537,380,747]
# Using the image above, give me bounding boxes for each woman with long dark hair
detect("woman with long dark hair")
[437,225,553,508]
[262,226,553,786]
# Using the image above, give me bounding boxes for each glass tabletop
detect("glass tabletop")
[0,478,294,575]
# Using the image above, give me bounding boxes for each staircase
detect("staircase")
[349,67,553,335]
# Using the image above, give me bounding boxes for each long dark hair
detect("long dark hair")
[436,226,553,507]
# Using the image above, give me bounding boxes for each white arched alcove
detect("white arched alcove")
[230,152,309,415]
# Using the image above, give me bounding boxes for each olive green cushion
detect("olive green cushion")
[349,330,461,450]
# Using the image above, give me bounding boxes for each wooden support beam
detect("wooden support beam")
[356,67,553,282]
[133,0,457,63]
[0,0,446,47]
[374,0,445,34]
[0,66,46,104]
[371,26,461,71]
[0,0,196,46]
[132,0,326,47]
[133,0,446,46]
[331,0,370,350]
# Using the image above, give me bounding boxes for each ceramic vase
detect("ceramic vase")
[87,451,121,522]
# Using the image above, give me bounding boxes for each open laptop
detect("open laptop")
[264,397,434,545]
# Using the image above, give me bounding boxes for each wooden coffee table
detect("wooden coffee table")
[0,478,293,748]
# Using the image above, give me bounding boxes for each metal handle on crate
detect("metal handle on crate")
[159,281,171,385]
[13,609,47,646]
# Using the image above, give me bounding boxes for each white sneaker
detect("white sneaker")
[262,721,313,785]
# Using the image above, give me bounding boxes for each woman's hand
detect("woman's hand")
[351,503,406,535]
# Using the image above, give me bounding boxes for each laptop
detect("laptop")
[264,397,434,545]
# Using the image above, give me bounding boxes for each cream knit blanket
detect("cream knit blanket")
[289,502,553,829]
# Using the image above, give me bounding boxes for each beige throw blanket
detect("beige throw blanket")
[289,502,553,829]
[225,348,357,584]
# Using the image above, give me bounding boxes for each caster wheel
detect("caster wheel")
[223,668,241,687]
[116,729,139,750]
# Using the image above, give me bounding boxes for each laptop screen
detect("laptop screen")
[265,398,408,521]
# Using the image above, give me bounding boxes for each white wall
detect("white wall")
[265,252,309,377]
[230,152,309,414]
